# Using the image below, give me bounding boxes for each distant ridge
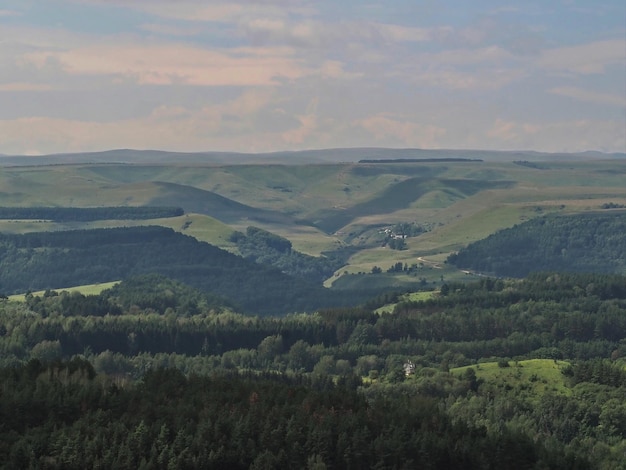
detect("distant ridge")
[1,147,624,167]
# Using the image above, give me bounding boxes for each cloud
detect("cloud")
[318,60,361,80]
[423,45,515,66]
[136,3,246,22]
[392,46,525,90]
[538,40,626,74]
[0,88,298,154]
[1,1,624,155]
[0,82,53,92]
[357,113,447,148]
[138,23,205,37]
[485,118,626,152]
[242,17,436,50]
[24,42,308,86]
[72,0,312,22]
[0,9,20,17]
[549,87,626,107]
[410,68,524,90]
[281,98,319,145]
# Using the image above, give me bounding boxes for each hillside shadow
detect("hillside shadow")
[312,178,515,234]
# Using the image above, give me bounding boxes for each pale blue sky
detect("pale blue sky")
[1,0,624,155]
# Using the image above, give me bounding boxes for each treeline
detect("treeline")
[358,158,482,163]
[3,272,625,374]
[230,226,344,283]
[0,360,584,469]
[27,274,230,318]
[0,206,184,221]
[448,212,626,277]
[0,226,379,315]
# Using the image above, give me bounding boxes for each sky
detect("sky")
[1,0,625,155]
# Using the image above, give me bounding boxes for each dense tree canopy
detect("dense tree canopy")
[230,226,344,283]
[0,360,586,469]
[0,206,183,221]
[448,212,626,277]
[1,272,625,468]
[0,226,379,315]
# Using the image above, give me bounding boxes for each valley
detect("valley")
[2,150,625,292]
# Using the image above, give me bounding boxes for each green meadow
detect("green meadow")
[451,359,573,398]
[8,281,120,301]
[374,290,436,314]
[1,154,625,288]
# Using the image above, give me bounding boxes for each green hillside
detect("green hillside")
[0,226,368,315]
[1,154,625,284]
[148,181,295,225]
[312,176,514,233]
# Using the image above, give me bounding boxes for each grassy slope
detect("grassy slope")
[1,158,625,290]
[374,291,436,314]
[8,281,120,301]
[451,359,572,398]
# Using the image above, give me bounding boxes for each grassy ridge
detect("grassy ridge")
[1,158,625,286]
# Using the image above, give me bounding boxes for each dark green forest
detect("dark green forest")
[447,212,626,277]
[0,206,184,221]
[1,208,626,468]
[0,226,380,315]
[1,273,625,468]
[230,226,344,283]
[0,360,587,470]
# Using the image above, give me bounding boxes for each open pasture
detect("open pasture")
[1,154,625,284]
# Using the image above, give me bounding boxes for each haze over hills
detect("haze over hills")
[1,147,624,167]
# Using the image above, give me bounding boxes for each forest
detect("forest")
[0,360,588,470]
[230,226,345,283]
[0,206,184,221]
[0,195,625,468]
[447,212,626,277]
[1,272,625,468]
[0,226,381,315]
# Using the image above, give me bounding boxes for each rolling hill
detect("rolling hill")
[0,226,351,315]
[1,149,625,288]
[148,181,297,225]
[448,211,626,277]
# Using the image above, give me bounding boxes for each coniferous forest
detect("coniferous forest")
[0,194,625,468]
[1,272,625,468]
[447,212,626,277]
[0,226,376,315]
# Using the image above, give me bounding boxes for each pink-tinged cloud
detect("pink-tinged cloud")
[0,89,289,154]
[0,9,20,17]
[0,83,53,92]
[24,43,308,86]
